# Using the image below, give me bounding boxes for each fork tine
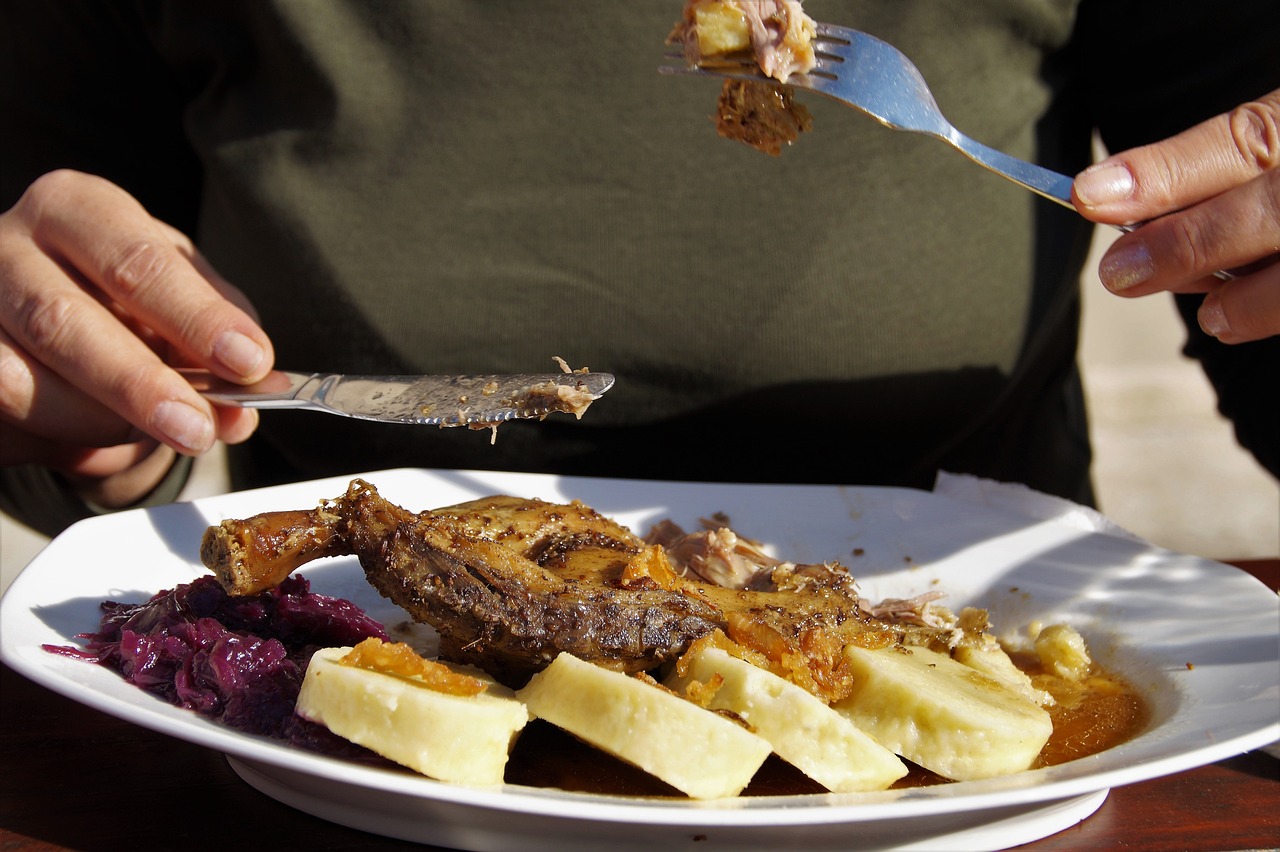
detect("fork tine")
[813,22,854,41]
[659,50,842,91]
[809,53,843,76]
[662,31,847,82]
[656,61,841,99]
[658,53,770,81]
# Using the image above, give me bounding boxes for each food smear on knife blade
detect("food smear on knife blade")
[400,357,608,445]
[668,0,817,154]
[187,478,1149,796]
[510,357,604,423]
[464,357,607,444]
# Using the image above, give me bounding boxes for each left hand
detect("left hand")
[1071,89,1280,344]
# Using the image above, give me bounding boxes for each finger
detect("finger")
[214,404,259,445]
[1197,265,1280,344]
[4,171,276,455]
[5,431,182,511]
[0,323,142,447]
[0,317,259,453]
[55,441,166,481]
[1074,90,1280,224]
[0,422,75,467]
[0,240,262,453]
[18,170,274,382]
[0,418,155,474]
[0,235,219,455]
[1096,168,1280,297]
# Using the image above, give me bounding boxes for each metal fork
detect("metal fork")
[662,23,1076,205]
[661,22,1234,280]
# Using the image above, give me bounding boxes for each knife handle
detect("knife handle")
[181,369,321,407]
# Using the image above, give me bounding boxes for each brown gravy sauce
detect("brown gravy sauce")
[1018,654,1150,770]
[502,657,1149,797]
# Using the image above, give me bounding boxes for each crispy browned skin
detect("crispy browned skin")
[201,479,876,686]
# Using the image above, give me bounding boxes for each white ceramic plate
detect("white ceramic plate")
[2,468,1277,851]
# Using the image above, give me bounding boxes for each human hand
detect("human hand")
[0,170,273,504]
[1072,90,1280,344]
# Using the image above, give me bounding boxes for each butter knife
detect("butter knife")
[183,369,614,427]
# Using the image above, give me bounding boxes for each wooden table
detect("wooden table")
[2,561,1276,851]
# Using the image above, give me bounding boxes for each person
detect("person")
[0,1,1277,539]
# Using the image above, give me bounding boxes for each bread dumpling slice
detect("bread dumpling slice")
[665,645,907,792]
[517,652,771,799]
[835,644,1052,781]
[296,643,528,786]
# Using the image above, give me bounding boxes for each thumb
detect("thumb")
[1072,90,1280,224]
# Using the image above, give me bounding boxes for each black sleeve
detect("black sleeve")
[1075,0,1280,152]
[1174,297,1280,479]
[1073,0,1280,479]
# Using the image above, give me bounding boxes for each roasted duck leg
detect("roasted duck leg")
[201,479,879,687]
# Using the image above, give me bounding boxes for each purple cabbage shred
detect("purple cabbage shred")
[45,574,389,757]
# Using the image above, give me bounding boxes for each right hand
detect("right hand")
[0,170,273,504]
[1073,90,1280,343]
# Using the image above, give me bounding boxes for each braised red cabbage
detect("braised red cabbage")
[46,575,388,752]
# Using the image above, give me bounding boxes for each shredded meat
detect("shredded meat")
[670,0,817,82]
[714,78,813,156]
[647,516,852,596]
[668,1,819,156]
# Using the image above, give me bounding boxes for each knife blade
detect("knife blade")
[183,369,615,427]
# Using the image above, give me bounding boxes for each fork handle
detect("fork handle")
[950,132,1235,281]
[947,132,1075,208]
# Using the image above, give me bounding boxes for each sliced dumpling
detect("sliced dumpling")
[517,652,771,799]
[665,645,907,792]
[836,644,1052,781]
[296,643,528,786]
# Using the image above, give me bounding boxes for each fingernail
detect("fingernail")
[1099,241,1155,291]
[214,331,264,379]
[153,400,214,453]
[1199,297,1230,337]
[1075,162,1135,208]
